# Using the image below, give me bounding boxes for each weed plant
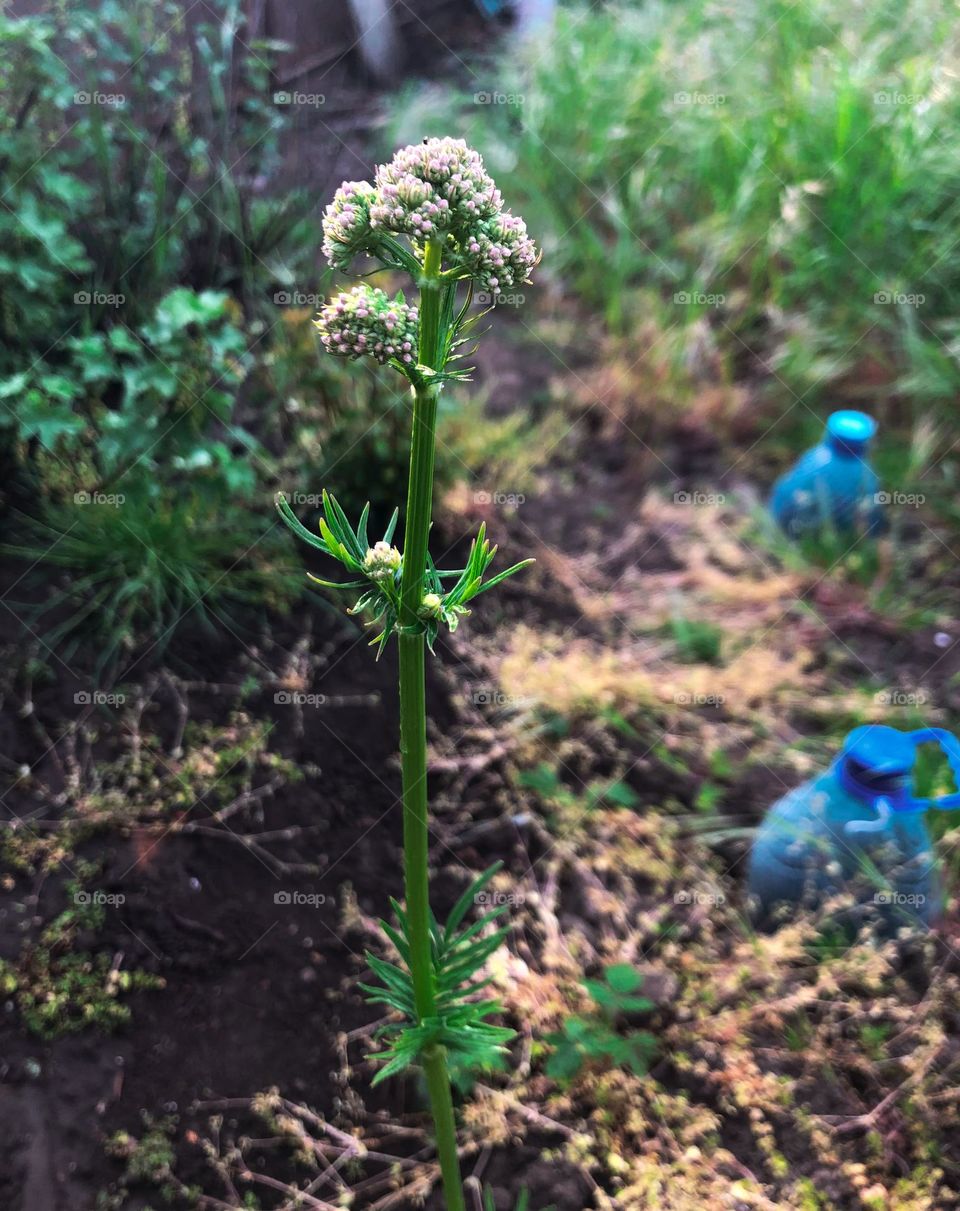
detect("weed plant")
[278,138,538,1211]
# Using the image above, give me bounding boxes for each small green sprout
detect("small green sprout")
[545,964,658,1083]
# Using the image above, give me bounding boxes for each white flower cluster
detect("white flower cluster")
[315,287,418,366]
[363,541,402,583]
[369,138,502,237]
[319,139,537,295]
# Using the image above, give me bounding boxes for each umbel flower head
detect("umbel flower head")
[369,137,502,237]
[363,541,402,583]
[316,286,418,365]
[320,138,537,294]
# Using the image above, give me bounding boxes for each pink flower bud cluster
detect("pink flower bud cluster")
[460,210,538,295]
[315,286,418,366]
[321,180,378,268]
[318,140,537,338]
[368,138,502,238]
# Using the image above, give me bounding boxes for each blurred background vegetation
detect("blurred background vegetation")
[3,0,960,675]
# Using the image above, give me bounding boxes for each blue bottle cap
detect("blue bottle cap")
[841,725,915,779]
[826,410,877,448]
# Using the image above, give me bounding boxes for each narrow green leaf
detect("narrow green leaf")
[444,862,503,942]
[473,559,536,596]
[275,493,332,554]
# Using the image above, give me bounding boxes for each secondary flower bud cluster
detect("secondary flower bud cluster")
[315,287,418,365]
[419,592,444,618]
[460,211,538,294]
[321,180,378,268]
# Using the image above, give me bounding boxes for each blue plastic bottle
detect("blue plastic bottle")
[769,410,884,538]
[748,726,960,928]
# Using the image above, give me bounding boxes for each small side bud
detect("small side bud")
[363,541,402,583]
[322,180,378,269]
[419,592,444,618]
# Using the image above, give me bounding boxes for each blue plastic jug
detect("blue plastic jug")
[748,726,960,928]
[769,410,884,538]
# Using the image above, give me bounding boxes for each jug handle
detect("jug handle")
[906,728,960,811]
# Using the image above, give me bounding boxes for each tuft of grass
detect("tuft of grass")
[667,613,725,665]
[7,487,300,681]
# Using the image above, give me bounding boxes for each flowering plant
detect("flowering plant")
[277,139,537,1211]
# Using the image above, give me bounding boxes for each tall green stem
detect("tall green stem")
[396,237,466,1211]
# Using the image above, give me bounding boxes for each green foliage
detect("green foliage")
[389,0,960,418]
[0,1,317,674]
[101,1117,185,1208]
[668,614,724,665]
[3,288,300,678]
[276,490,532,654]
[360,865,515,1082]
[0,14,94,376]
[545,964,657,1083]
[518,761,639,818]
[1,883,162,1038]
[859,1023,892,1061]
[0,0,308,366]
[3,288,251,474]
[9,487,295,680]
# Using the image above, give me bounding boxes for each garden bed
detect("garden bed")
[5,0,960,1208]
[5,358,960,1207]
